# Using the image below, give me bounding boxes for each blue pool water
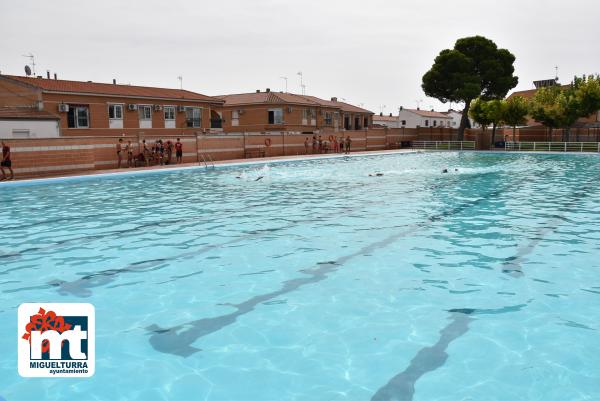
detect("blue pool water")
[1,151,600,401]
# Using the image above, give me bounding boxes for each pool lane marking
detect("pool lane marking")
[146,184,506,357]
[370,304,528,401]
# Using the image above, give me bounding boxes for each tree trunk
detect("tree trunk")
[512,126,516,142]
[458,101,471,141]
[491,122,497,147]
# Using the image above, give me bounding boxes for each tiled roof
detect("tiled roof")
[373,115,398,121]
[217,92,374,114]
[217,91,318,106]
[404,109,451,118]
[0,107,60,120]
[2,75,222,103]
[507,85,571,100]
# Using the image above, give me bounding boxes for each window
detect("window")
[364,117,368,128]
[108,104,123,119]
[433,120,437,127]
[325,112,333,125]
[232,110,239,126]
[425,119,429,127]
[164,106,175,120]
[185,107,202,128]
[268,108,283,124]
[139,105,152,120]
[401,120,406,125]
[67,105,89,128]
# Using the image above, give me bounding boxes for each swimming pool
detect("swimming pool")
[1,151,599,401]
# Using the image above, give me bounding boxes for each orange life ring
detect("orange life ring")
[328,135,335,142]
[264,138,272,147]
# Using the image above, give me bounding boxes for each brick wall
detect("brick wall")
[5,127,491,179]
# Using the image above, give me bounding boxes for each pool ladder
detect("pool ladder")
[199,153,215,169]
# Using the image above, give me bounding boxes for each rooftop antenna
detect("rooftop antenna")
[279,76,288,92]
[416,99,423,109]
[379,104,386,114]
[301,84,306,95]
[22,53,36,76]
[297,71,303,94]
[177,75,183,89]
[554,65,559,81]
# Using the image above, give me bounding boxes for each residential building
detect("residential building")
[373,113,401,128]
[397,107,452,128]
[442,109,480,129]
[216,89,373,134]
[0,74,224,137]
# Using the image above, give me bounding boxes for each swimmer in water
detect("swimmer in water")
[255,176,264,181]
[442,169,448,173]
[369,173,384,177]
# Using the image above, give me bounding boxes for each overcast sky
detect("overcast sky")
[1,0,598,114]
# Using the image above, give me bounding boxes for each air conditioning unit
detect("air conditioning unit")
[287,107,293,113]
[154,104,163,111]
[58,104,69,113]
[128,104,138,111]
[178,105,187,112]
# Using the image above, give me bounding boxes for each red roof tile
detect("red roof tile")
[0,107,60,120]
[2,75,222,103]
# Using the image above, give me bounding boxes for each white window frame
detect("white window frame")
[185,107,202,128]
[139,105,152,120]
[232,110,239,126]
[268,108,283,125]
[164,105,176,121]
[108,103,123,120]
[75,106,89,128]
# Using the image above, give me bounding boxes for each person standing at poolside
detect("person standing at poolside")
[175,138,183,164]
[166,140,174,165]
[312,135,317,154]
[318,136,323,154]
[116,138,123,168]
[126,140,134,168]
[345,136,352,154]
[158,139,165,165]
[333,136,338,153]
[304,137,310,154]
[338,136,344,153]
[141,139,149,167]
[0,141,14,180]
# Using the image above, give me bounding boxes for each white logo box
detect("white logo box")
[18,303,95,378]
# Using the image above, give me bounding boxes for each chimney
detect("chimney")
[256,89,260,93]
[46,70,50,79]
[389,113,392,117]
[266,88,270,92]
[400,106,403,111]
[416,106,420,110]
[36,75,42,79]
[53,73,57,80]
[380,112,383,116]
[113,79,116,84]
[331,97,337,102]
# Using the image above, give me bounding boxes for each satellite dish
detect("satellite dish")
[24,65,32,76]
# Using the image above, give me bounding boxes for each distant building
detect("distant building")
[507,78,600,128]
[372,113,401,128]
[396,107,452,128]
[442,109,480,129]
[216,89,373,134]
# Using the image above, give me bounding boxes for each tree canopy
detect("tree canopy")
[422,36,518,139]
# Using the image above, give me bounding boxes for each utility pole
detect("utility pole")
[297,72,303,94]
[177,76,183,89]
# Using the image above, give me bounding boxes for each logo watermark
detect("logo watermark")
[18,303,95,377]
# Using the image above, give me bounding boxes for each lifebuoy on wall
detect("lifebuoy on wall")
[264,138,272,147]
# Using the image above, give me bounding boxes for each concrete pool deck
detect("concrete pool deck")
[0,149,422,185]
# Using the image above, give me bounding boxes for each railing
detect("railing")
[505,142,600,152]
[412,141,475,150]
[199,153,215,169]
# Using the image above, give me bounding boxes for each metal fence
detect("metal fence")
[505,142,600,152]
[412,141,476,150]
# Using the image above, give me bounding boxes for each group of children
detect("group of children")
[116,138,184,168]
[305,135,352,155]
